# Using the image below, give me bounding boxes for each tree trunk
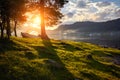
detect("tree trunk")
[1,27,4,39]
[0,22,5,39]
[14,20,17,37]
[40,0,49,40]
[0,23,3,39]
[6,17,11,39]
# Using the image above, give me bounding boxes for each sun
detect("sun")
[22,10,58,36]
[33,16,41,24]
[23,10,41,35]
[24,11,41,28]
[31,15,41,28]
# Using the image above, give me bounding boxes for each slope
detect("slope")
[0,37,120,80]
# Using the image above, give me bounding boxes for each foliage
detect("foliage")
[28,0,68,39]
[28,0,68,26]
[0,0,68,39]
[0,0,27,38]
[0,37,120,80]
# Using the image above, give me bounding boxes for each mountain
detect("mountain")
[56,18,120,32]
[46,18,120,49]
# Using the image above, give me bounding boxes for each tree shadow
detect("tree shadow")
[60,42,84,52]
[32,39,75,80]
[83,55,120,78]
[80,71,106,80]
[0,39,30,53]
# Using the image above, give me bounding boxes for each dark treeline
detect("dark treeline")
[0,0,68,40]
[0,0,27,39]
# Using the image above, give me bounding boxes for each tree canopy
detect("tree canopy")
[0,0,27,39]
[0,0,68,39]
[28,0,68,39]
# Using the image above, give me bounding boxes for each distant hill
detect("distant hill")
[56,18,120,32]
[46,19,120,49]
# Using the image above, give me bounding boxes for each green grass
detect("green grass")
[0,37,120,80]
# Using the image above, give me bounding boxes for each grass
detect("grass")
[0,37,120,80]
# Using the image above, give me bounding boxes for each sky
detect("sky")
[61,0,120,24]
[20,0,120,34]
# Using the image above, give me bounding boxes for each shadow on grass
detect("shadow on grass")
[0,39,30,53]
[83,55,120,79]
[80,71,105,80]
[32,39,75,80]
[0,39,17,53]
[60,42,84,52]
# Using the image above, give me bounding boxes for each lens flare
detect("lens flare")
[29,31,39,36]
[22,10,41,35]
[22,10,58,36]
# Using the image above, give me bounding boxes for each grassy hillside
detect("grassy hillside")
[0,37,120,80]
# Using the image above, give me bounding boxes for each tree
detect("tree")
[0,0,9,39]
[0,12,5,39]
[10,0,27,37]
[29,0,68,39]
[0,0,27,39]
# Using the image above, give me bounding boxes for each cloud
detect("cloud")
[61,0,120,24]
[115,8,120,17]
[66,12,74,17]
[96,1,111,7]
[76,0,87,8]
[95,12,110,21]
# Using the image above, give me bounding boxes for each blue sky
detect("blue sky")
[92,0,120,6]
[61,0,120,24]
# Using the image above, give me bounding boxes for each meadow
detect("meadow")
[0,37,120,80]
